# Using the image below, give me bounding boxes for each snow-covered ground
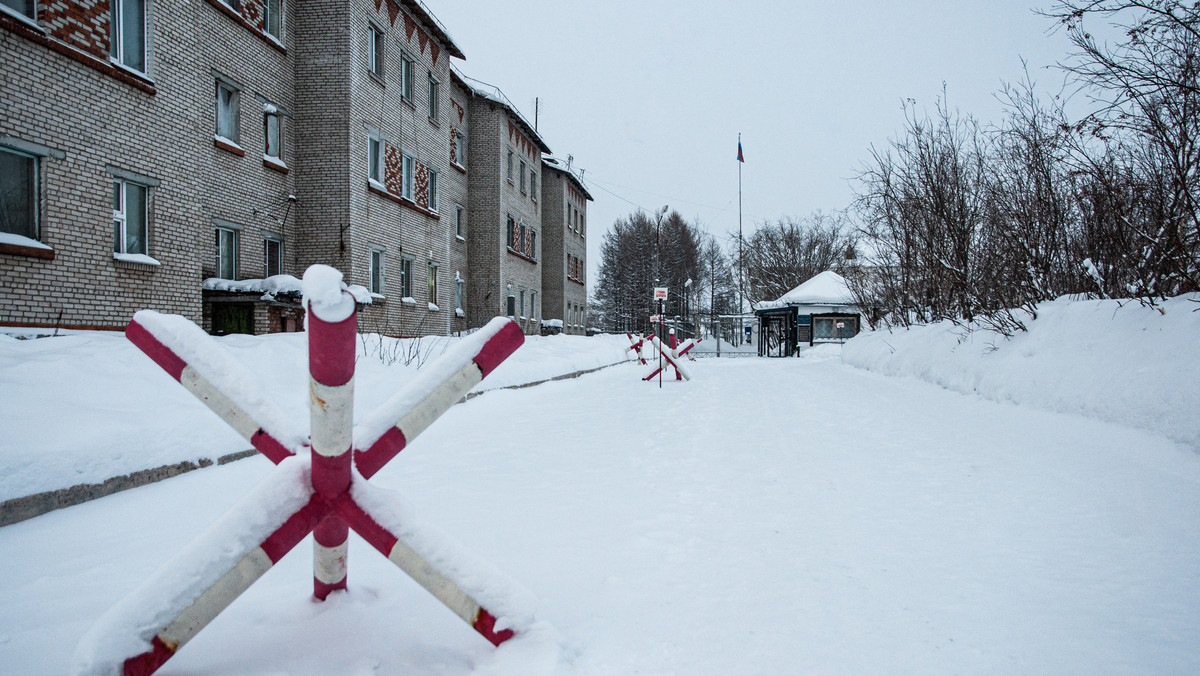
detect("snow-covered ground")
[1,295,1198,674]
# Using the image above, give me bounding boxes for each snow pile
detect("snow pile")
[842,294,1200,450]
[302,265,355,323]
[755,269,855,310]
[202,274,304,301]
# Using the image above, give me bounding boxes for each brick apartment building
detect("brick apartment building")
[0,0,587,337]
[541,157,592,335]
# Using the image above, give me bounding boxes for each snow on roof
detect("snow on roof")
[754,270,855,311]
[451,67,551,154]
[541,157,594,201]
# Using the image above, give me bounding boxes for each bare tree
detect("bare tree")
[737,212,854,305]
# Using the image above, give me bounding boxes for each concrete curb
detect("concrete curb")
[0,360,630,528]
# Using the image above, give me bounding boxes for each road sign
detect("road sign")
[653,287,668,300]
[650,314,662,323]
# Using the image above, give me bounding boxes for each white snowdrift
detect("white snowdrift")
[842,294,1200,450]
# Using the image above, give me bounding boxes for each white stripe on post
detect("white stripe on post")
[386,538,481,625]
[180,366,267,442]
[313,540,348,586]
[309,379,354,458]
[156,547,274,652]
[394,361,482,443]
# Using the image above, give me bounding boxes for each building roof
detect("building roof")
[541,157,593,201]
[400,0,465,60]
[754,270,855,311]
[450,67,551,155]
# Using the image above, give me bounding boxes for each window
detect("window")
[2,0,35,19]
[518,222,526,254]
[401,153,415,199]
[368,24,384,77]
[530,171,537,201]
[519,160,526,193]
[427,262,438,305]
[264,109,282,160]
[531,291,537,320]
[0,148,37,240]
[428,169,438,212]
[519,289,525,318]
[367,130,384,185]
[264,0,284,42]
[506,215,516,249]
[109,0,146,72]
[427,72,439,119]
[399,255,413,298]
[455,204,465,239]
[214,225,237,279]
[264,236,283,277]
[453,131,466,168]
[399,51,414,101]
[216,80,240,143]
[112,179,148,255]
[455,276,463,313]
[505,148,513,182]
[369,248,384,295]
[529,230,537,260]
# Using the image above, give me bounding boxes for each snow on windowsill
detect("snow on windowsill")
[214,135,243,152]
[113,252,161,266]
[455,308,465,317]
[402,297,417,305]
[428,303,439,311]
[368,178,388,193]
[347,285,373,304]
[0,233,53,251]
[263,154,288,170]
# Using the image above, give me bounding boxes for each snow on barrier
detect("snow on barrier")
[625,332,656,365]
[643,330,700,382]
[74,265,535,676]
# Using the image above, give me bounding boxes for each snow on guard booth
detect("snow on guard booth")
[73,265,540,676]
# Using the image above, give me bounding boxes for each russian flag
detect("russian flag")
[737,140,744,163]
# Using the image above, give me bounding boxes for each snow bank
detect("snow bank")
[842,294,1200,450]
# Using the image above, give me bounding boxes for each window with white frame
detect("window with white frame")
[399,255,413,298]
[519,159,526,193]
[401,153,415,199]
[369,247,385,295]
[427,261,438,305]
[215,80,240,143]
[505,148,513,182]
[112,179,148,256]
[264,107,282,160]
[428,169,438,211]
[367,129,385,186]
[109,0,146,72]
[264,0,284,42]
[368,24,384,77]
[519,289,525,318]
[264,235,282,277]
[455,276,463,313]
[530,170,537,201]
[214,224,237,279]
[529,229,537,260]
[0,148,37,241]
[2,0,35,19]
[453,131,466,168]
[399,51,414,101]
[455,204,465,239]
[427,72,439,119]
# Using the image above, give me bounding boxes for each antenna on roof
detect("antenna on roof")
[567,155,573,171]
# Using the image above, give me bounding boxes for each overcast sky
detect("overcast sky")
[430,1,1083,282]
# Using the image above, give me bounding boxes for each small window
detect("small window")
[2,0,35,19]
[399,51,414,101]
[399,255,413,298]
[506,215,516,249]
[455,276,463,312]
[518,222,526,254]
[519,289,525,319]
[109,0,146,72]
[427,72,440,120]
[369,248,385,295]
[453,131,466,168]
[427,262,438,305]
[368,24,385,77]
[112,179,148,255]
[531,291,538,320]
[530,171,537,201]
[216,80,240,143]
[264,236,282,277]
[428,169,438,212]
[367,132,384,185]
[519,160,526,193]
[505,148,513,182]
[214,226,237,279]
[529,230,537,260]
[264,110,282,159]
[0,148,37,240]
[455,204,465,238]
[401,154,415,199]
[264,0,284,42]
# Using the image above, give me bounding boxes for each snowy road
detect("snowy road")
[3,351,1199,674]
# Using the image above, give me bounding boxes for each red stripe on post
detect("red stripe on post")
[473,320,525,378]
[334,495,400,555]
[251,429,294,465]
[312,450,352,498]
[126,320,186,381]
[314,514,348,548]
[473,609,516,646]
[314,577,345,600]
[354,426,407,480]
[122,634,176,676]
[307,309,357,387]
[261,496,326,563]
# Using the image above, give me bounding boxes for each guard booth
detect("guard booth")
[753,271,861,357]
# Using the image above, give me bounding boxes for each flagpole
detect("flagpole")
[738,133,744,346]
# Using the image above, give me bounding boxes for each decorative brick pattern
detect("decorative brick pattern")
[414,161,429,208]
[385,143,404,195]
[39,0,109,59]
